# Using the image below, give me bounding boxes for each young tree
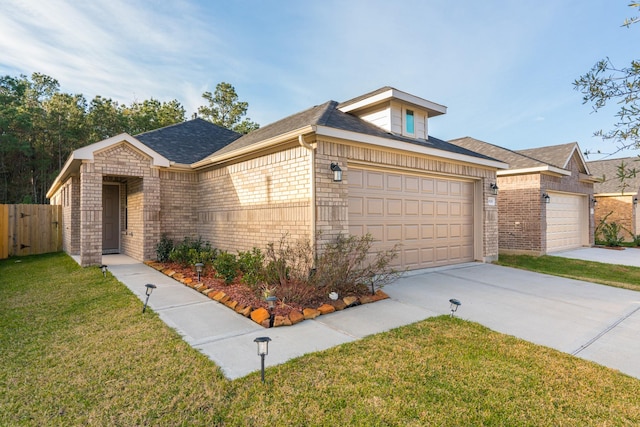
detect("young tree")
[574,3,640,152]
[197,82,259,134]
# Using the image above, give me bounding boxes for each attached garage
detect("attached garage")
[546,192,589,253]
[348,167,475,269]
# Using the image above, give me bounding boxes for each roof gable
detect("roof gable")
[516,142,589,174]
[135,118,241,164]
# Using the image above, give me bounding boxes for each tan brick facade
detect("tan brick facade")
[594,195,638,240]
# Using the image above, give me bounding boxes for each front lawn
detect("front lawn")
[496,254,640,292]
[2,253,640,425]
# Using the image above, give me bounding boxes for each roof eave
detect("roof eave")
[497,166,571,177]
[338,88,447,117]
[315,125,507,170]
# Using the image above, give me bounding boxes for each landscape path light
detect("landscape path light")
[449,298,461,317]
[253,336,272,383]
[99,264,108,277]
[142,283,157,313]
[266,295,277,328]
[195,262,204,282]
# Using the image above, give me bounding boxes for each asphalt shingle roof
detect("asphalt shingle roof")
[135,118,241,164]
[517,142,578,169]
[449,137,549,169]
[587,157,640,194]
[209,101,496,162]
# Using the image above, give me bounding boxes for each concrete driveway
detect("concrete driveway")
[106,255,640,381]
[550,246,640,267]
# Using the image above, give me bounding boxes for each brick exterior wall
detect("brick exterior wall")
[196,145,311,252]
[159,170,198,242]
[594,195,636,240]
[498,154,594,255]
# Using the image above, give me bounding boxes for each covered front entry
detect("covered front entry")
[546,192,588,252]
[348,167,475,270]
[102,184,120,254]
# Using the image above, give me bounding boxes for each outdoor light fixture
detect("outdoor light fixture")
[266,295,277,327]
[99,264,108,277]
[142,283,157,313]
[330,162,342,182]
[634,197,638,207]
[542,193,550,204]
[253,336,272,383]
[490,183,499,195]
[449,298,461,317]
[195,262,204,282]
[591,197,598,207]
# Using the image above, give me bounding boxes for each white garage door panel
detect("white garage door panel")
[546,193,587,253]
[349,168,474,270]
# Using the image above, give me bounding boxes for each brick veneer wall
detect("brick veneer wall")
[498,154,594,255]
[594,195,635,240]
[196,145,311,252]
[50,175,81,255]
[159,170,198,242]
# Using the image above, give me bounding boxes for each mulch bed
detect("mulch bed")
[144,261,389,327]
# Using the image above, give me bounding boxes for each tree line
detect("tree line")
[0,73,258,204]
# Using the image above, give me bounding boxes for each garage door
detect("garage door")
[348,167,474,270]
[546,192,587,253]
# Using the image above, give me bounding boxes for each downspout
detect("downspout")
[298,134,316,255]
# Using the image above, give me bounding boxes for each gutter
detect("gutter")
[298,134,316,255]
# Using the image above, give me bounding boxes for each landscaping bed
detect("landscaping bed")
[145,260,390,327]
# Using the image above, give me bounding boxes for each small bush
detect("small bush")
[264,234,314,285]
[312,233,401,296]
[595,212,628,247]
[169,237,217,267]
[155,234,174,262]
[213,251,238,284]
[238,248,266,287]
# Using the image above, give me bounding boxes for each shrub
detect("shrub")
[212,251,238,284]
[595,212,628,247]
[264,235,314,285]
[155,234,174,262]
[169,237,217,267]
[238,248,266,287]
[312,233,402,296]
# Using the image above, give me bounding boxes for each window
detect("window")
[405,109,414,134]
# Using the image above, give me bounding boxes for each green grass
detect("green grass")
[2,253,640,426]
[496,254,640,292]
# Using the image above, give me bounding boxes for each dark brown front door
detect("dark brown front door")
[102,185,119,254]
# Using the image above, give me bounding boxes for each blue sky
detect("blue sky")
[1,0,638,160]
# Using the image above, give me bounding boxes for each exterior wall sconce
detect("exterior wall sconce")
[490,183,499,195]
[142,283,157,313]
[634,197,638,207]
[542,193,550,204]
[330,162,342,182]
[591,197,598,207]
[195,262,204,282]
[253,336,272,383]
[99,264,108,277]
[449,298,461,317]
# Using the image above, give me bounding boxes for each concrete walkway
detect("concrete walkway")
[103,255,640,381]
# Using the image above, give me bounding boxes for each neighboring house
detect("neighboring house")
[587,157,640,241]
[449,138,596,255]
[47,87,507,270]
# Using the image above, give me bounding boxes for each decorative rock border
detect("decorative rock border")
[144,261,389,328]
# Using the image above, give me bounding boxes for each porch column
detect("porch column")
[79,162,102,266]
[142,169,161,261]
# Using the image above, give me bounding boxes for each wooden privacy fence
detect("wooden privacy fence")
[0,204,62,259]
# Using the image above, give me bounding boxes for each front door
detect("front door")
[102,185,120,254]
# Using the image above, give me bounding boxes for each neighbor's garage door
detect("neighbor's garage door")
[348,167,474,270]
[546,192,587,253]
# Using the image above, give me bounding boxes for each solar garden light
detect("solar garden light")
[253,336,271,383]
[449,298,461,317]
[99,264,108,277]
[266,295,277,328]
[195,262,204,282]
[142,283,157,313]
